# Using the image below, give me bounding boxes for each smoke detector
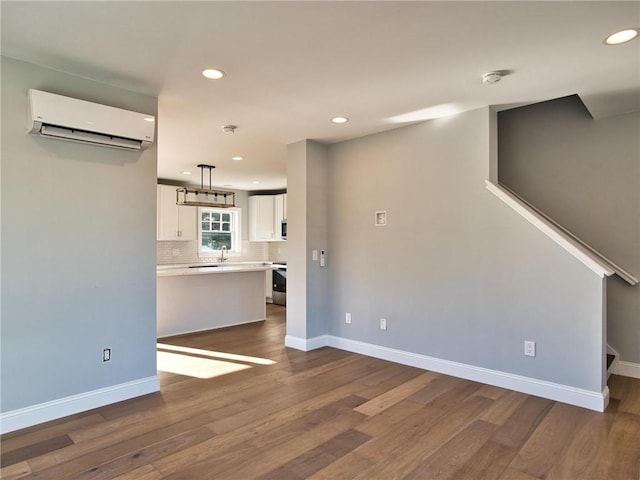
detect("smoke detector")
[222,125,237,134]
[482,71,502,85]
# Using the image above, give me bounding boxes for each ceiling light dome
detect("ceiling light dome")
[604,28,639,45]
[331,116,349,124]
[202,68,225,79]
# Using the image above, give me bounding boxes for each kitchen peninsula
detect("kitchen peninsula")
[157,263,274,338]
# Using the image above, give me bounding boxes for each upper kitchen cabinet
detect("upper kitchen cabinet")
[157,184,196,241]
[249,193,287,242]
[275,193,287,227]
[249,195,275,241]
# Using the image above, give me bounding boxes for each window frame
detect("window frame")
[197,207,241,258]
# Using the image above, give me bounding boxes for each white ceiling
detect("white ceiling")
[2,1,639,191]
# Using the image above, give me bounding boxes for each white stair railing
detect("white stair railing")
[485,180,638,285]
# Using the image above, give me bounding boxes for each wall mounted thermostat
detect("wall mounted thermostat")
[375,211,387,226]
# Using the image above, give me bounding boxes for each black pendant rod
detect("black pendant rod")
[196,164,216,190]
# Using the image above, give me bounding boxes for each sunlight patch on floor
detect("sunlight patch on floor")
[157,343,277,365]
[156,343,277,379]
[157,350,250,379]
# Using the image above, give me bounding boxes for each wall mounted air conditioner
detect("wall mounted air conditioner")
[27,89,155,151]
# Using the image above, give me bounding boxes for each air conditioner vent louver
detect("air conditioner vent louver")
[27,89,155,151]
[40,125,144,150]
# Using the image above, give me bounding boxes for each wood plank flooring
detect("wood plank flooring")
[2,304,639,479]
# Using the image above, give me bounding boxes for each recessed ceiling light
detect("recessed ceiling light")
[331,116,349,124]
[202,68,226,79]
[232,156,244,161]
[604,28,639,45]
[182,171,192,175]
[143,117,155,122]
[252,181,261,185]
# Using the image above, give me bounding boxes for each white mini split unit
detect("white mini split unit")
[27,89,155,151]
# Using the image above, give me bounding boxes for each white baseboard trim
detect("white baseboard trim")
[613,360,640,379]
[0,375,160,434]
[158,318,266,339]
[286,334,608,412]
[284,334,329,352]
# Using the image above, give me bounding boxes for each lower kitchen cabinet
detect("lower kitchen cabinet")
[157,268,268,337]
[265,269,273,302]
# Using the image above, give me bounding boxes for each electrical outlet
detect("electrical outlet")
[345,313,352,324]
[102,347,112,362]
[524,341,536,357]
[380,318,387,331]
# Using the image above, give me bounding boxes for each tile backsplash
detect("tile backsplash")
[268,242,287,263]
[157,240,287,265]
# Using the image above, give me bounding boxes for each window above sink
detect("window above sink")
[198,207,241,259]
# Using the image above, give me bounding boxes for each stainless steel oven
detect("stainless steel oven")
[272,263,286,306]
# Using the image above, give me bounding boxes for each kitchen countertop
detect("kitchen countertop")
[157,262,280,277]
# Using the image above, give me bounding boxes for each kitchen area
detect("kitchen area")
[156,183,287,338]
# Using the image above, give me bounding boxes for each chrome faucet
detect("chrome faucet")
[219,245,228,262]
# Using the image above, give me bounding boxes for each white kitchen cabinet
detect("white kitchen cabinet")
[265,269,273,303]
[249,195,275,241]
[249,193,287,242]
[157,184,196,241]
[274,193,287,241]
[157,268,267,337]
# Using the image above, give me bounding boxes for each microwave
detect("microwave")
[281,219,287,240]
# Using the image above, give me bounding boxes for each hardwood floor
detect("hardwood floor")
[2,304,639,479]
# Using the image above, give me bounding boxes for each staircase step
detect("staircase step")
[607,353,615,370]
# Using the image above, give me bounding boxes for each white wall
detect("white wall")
[325,107,606,394]
[1,57,158,425]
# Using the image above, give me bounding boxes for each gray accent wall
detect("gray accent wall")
[286,141,308,339]
[498,95,639,364]
[1,57,158,412]
[326,107,606,392]
[287,140,330,340]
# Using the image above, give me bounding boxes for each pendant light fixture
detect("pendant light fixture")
[176,164,235,208]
